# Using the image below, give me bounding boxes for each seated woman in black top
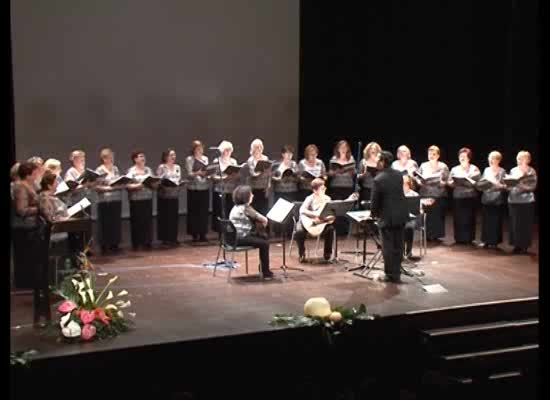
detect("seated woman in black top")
[229,185,273,279]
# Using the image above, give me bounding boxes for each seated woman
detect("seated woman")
[295,178,335,263]
[229,185,274,279]
[402,175,433,259]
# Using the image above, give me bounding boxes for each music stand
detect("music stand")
[345,210,384,279]
[324,200,356,264]
[267,198,303,277]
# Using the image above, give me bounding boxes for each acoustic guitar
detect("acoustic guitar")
[300,192,358,237]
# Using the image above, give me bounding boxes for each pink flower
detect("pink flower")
[58,300,77,313]
[81,324,96,341]
[94,308,110,325]
[80,309,95,325]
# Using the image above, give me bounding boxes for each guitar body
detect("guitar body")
[300,215,328,237]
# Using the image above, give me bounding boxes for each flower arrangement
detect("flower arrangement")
[269,297,372,344]
[53,269,135,342]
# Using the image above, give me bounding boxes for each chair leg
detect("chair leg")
[213,245,222,277]
[245,251,249,275]
[315,236,321,258]
[227,252,236,282]
[289,230,295,256]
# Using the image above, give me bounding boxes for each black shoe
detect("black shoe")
[198,235,208,242]
[262,271,274,280]
[299,254,306,263]
[324,253,332,261]
[380,275,402,284]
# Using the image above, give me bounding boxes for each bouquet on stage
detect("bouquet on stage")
[53,270,135,342]
[270,297,371,344]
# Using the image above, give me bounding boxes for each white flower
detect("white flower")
[78,281,85,291]
[108,276,119,285]
[60,312,72,328]
[117,290,128,297]
[128,312,136,318]
[119,301,131,309]
[61,321,81,338]
[105,304,118,310]
[106,291,114,300]
[71,279,79,288]
[117,310,124,318]
[79,291,87,304]
[85,278,91,288]
[87,289,95,303]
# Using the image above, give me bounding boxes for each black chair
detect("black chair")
[213,218,262,282]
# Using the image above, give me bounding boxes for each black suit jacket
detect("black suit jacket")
[370,167,409,228]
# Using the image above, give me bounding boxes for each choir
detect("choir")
[10,139,538,289]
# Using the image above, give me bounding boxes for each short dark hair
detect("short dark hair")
[18,161,38,179]
[232,185,253,205]
[378,150,394,168]
[40,171,57,191]
[458,147,472,160]
[161,148,176,163]
[131,150,144,163]
[281,145,294,155]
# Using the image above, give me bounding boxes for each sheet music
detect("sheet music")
[67,197,91,218]
[422,284,448,293]
[55,180,70,195]
[346,210,372,223]
[267,198,295,224]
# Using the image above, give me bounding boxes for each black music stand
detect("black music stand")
[267,198,303,277]
[324,200,356,264]
[345,210,384,279]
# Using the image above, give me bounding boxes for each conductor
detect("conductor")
[370,150,409,283]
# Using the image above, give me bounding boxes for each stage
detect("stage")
[10,216,538,361]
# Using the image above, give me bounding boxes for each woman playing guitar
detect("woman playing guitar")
[295,178,336,263]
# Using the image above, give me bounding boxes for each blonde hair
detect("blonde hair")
[250,138,264,155]
[397,145,411,159]
[99,147,113,162]
[428,145,440,156]
[44,158,61,173]
[10,162,20,181]
[218,140,234,154]
[363,142,381,160]
[402,175,413,187]
[488,151,502,162]
[304,144,319,159]
[27,156,44,166]
[69,150,86,164]
[517,150,531,164]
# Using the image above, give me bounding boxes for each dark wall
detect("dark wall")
[11,0,299,170]
[299,0,539,173]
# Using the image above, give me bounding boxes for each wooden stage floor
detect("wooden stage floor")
[10,217,538,360]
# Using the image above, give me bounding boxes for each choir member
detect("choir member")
[357,141,381,208]
[295,178,335,263]
[507,150,537,254]
[10,162,20,200]
[211,140,239,233]
[392,145,418,177]
[327,140,356,234]
[448,147,481,245]
[271,145,299,236]
[297,144,327,201]
[416,145,450,241]
[64,150,93,255]
[94,148,123,254]
[185,140,210,242]
[127,150,157,250]
[27,156,44,191]
[478,151,507,248]
[156,148,182,246]
[229,185,274,279]
[11,161,42,291]
[246,138,271,216]
[44,159,64,185]
[36,171,74,324]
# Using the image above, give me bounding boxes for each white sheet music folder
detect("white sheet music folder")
[346,210,372,223]
[55,180,70,195]
[67,197,91,218]
[267,198,295,224]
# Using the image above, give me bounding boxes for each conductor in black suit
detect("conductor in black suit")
[370,150,409,283]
